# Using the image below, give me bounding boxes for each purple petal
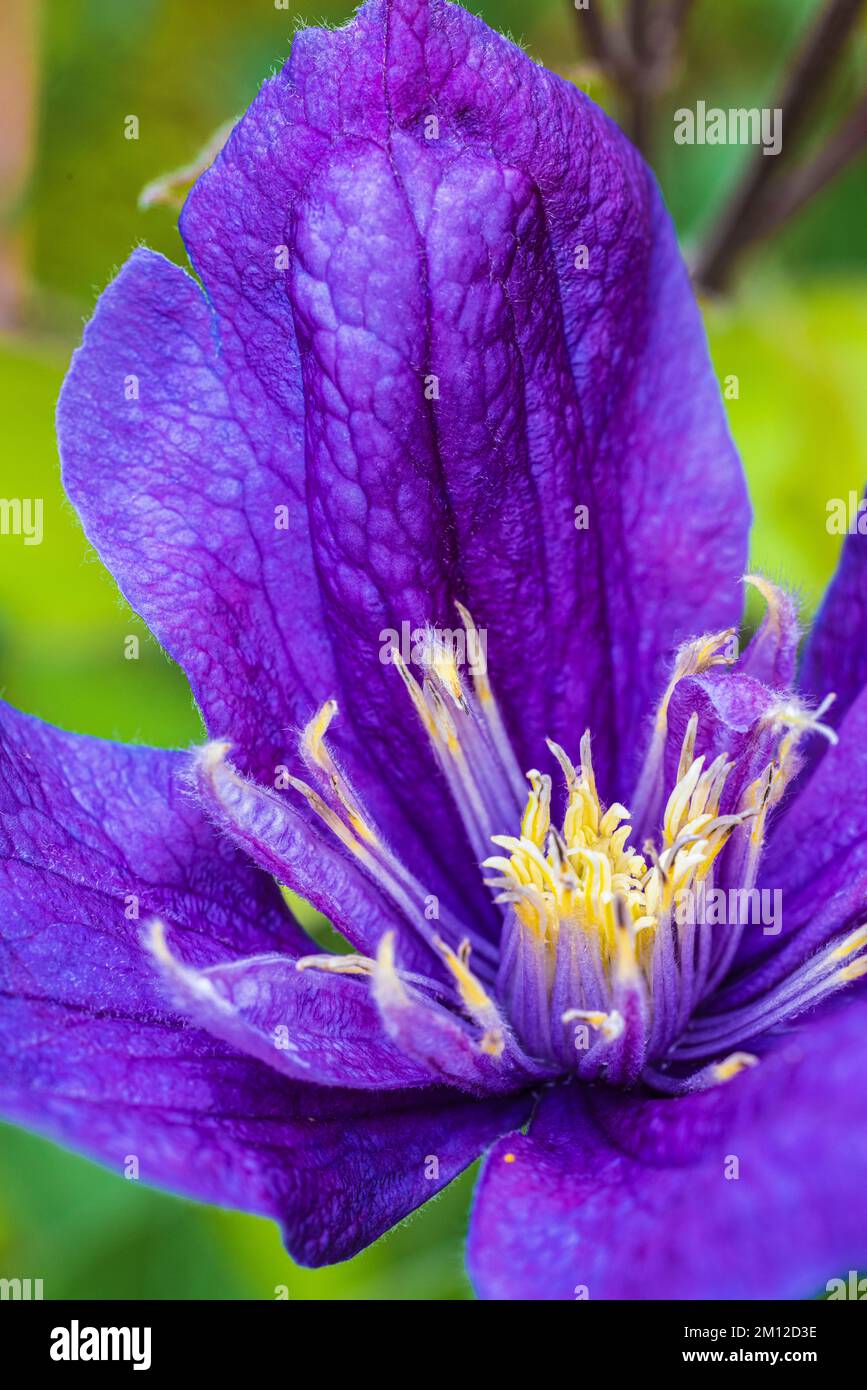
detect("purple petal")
[739,576,800,691]
[723,686,867,1001]
[191,741,443,977]
[281,1084,532,1266]
[149,927,438,1090]
[468,998,867,1300]
[60,0,748,922]
[0,700,303,967]
[0,702,528,1259]
[800,494,867,728]
[269,0,748,794]
[57,248,330,790]
[6,1012,527,1267]
[663,669,781,820]
[0,700,308,1137]
[370,937,543,1095]
[57,247,486,932]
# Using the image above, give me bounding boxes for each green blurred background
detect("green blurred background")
[0,0,864,1299]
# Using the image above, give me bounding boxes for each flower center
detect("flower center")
[487,739,654,964]
[480,722,749,1069]
[266,597,867,1094]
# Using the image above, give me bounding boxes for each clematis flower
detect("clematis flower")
[2,0,867,1301]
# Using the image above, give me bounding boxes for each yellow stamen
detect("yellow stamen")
[521,770,552,847]
[434,935,493,1014]
[300,700,379,845]
[392,650,439,741]
[712,1051,759,1082]
[762,695,839,764]
[492,717,752,983]
[302,698,339,769]
[839,957,867,984]
[831,924,867,961]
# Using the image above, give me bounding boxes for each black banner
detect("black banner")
[1,1297,863,1374]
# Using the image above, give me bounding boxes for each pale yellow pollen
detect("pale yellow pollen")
[200,738,234,770]
[546,737,578,789]
[503,1152,517,1164]
[479,1028,505,1056]
[762,694,839,766]
[197,738,382,868]
[614,914,640,983]
[425,682,462,755]
[737,693,838,866]
[562,1008,609,1028]
[295,952,375,975]
[711,1051,759,1083]
[629,628,739,831]
[454,600,493,705]
[372,930,405,1006]
[491,735,652,961]
[578,729,597,802]
[562,1007,625,1041]
[147,917,173,967]
[287,773,368,858]
[740,763,775,849]
[663,756,707,842]
[427,636,467,709]
[676,712,699,782]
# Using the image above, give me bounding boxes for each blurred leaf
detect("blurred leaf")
[0,337,202,743]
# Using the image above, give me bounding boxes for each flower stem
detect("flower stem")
[693,0,866,294]
[570,0,696,159]
[753,86,867,239]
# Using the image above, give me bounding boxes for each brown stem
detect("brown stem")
[694,0,866,294]
[627,0,655,154]
[570,0,635,86]
[655,0,698,59]
[670,0,697,31]
[754,87,867,238]
[571,0,684,158]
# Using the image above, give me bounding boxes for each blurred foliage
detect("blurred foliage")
[0,0,865,1300]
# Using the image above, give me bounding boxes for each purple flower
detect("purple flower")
[2,0,866,1300]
